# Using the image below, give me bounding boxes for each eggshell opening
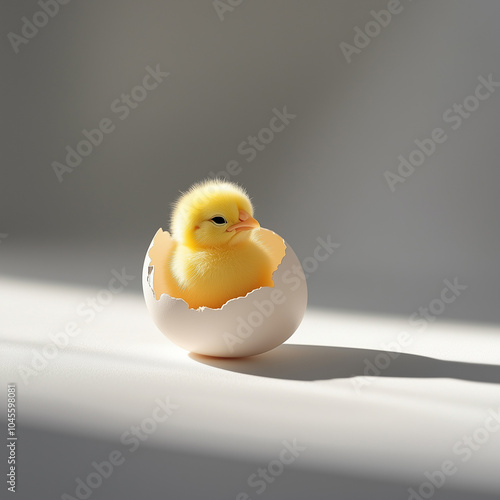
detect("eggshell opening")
[147,228,287,308]
[142,228,308,358]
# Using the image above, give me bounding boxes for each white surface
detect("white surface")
[2,276,500,498]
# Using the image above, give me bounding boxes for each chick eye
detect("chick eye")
[210,216,227,225]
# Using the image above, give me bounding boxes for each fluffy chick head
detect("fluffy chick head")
[170,179,259,249]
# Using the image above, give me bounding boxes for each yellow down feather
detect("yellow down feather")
[168,179,275,309]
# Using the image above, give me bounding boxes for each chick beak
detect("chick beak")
[226,209,260,232]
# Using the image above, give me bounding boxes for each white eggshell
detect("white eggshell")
[142,228,307,357]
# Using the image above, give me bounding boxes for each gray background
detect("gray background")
[2,0,500,324]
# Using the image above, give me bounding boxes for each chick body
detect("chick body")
[170,233,274,309]
[168,180,275,309]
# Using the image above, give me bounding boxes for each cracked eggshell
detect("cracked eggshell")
[142,228,307,358]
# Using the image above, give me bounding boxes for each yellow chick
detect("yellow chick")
[168,179,275,309]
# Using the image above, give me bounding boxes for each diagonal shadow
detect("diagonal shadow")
[190,344,500,383]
